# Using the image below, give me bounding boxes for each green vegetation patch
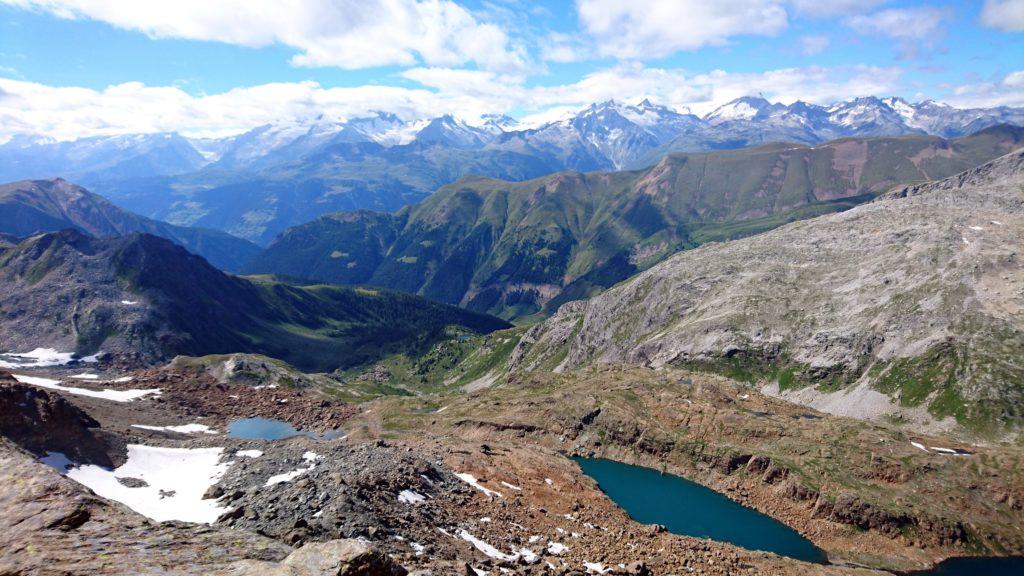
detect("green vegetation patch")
[675,351,855,393]
[871,344,964,418]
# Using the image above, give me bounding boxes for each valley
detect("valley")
[6,4,1024,575]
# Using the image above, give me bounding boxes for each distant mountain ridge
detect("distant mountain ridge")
[2,96,1022,244]
[0,230,510,371]
[0,178,260,271]
[246,125,1024,320]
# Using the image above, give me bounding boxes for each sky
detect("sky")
[0,0,1022,140]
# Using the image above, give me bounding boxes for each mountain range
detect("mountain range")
[512,146,1024,437]
[0,230,509,371]
[246,125,1024,320]
[2,96,1022,244]
[0,179,260,271]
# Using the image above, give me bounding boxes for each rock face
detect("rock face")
[227,539,407,576]
[0,373,116,466]
[514,148,1024,436]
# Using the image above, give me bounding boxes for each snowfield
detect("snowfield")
[0,348,75,368]
[57,445,231,524]
[457,529,517,562]
[12,374,161,402]
[132,423,218,434]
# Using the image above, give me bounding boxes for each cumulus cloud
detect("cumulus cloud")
[979,0,1024,31]
[575,0,789,58]
[0,0,529,72]
[845,7,948,58]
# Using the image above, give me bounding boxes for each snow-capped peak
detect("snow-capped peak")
[705,96,772,124]
[413,114,496,148]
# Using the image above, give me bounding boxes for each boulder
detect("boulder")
[228,539,407,576]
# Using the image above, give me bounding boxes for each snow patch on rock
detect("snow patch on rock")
[12,374,161,402]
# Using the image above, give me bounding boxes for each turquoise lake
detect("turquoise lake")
[227,417,344,440]
[573,457,827,564]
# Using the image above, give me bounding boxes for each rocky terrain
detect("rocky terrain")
[356,367,1024,572]
[0,362,896,576]
[513,148,1024,438]
[0,439,296,576]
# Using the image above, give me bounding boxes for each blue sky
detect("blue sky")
[0,0,1022,140]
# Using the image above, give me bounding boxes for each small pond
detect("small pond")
[227,417,344,440]
[573,457,827,564]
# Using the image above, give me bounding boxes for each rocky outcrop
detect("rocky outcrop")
[213,441,468,547]
[226,539,407,576]
[0,373,116,466]
[132,365,356,432]
[170,354,341,390]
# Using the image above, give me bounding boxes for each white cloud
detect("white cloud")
[0,0,529,72]
[979,0,1024,31]
[0,78,443,140]
[845,7,948,58]
[1005,71,1024,87]
[0,63,907,141]
[575,0,788,58]
[799,35,830,55]
[946,71,1024,108]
